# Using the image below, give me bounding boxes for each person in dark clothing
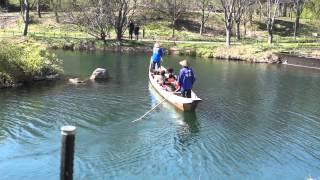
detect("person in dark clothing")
[134,24,140,40]
[128,21,134,40]
[178,59,195,98]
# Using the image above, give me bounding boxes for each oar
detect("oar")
[132,97,168,123]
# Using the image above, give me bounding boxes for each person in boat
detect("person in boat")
[166,67,177,80]
[150,42,164,72]
[164,74,180,92]
[178,59,195,98]
[157,70,166,85]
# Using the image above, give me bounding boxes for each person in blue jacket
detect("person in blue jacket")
[178,59,195,98]
[150,42,164,72]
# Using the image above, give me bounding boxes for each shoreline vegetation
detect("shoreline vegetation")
[1,12,317,63]
[0,39,63,89]
[29,32,319,63]
[0,11,319,60]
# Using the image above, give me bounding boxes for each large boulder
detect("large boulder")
[90,68,108,80]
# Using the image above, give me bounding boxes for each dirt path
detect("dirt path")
[0,13,19,29]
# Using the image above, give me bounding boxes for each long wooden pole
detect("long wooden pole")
[132,98,168,122]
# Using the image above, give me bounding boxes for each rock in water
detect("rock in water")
[90,68,108,80]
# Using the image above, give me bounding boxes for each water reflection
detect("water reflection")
[175,112,199,147]
[148,83,200,149]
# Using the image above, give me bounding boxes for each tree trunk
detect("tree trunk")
[268,29,273,44]
[293,1,301,39]
[37,0,41,18]
[282,3,287,16]
[116,7,123,41]
[259,4,262,20]
[226,26,231,47]
[249,11,253,26]
[23,0,30,36]
[243,21,247,36]
[200,8,205,35]
[294,15,300,38]
[20,0,23,14]
[116,28,122,41]
[200,21,204,35]
[54,0,60,23]
[172,19,175,38]
[266,19,273,44]
[236,21,241,40]
[278,3,282,16]
[289,7,292,20]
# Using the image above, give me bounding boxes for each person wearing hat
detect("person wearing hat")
[150,42,164,72]
[178,59,195,98]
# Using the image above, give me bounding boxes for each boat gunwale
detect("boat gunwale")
[148,65,201,111]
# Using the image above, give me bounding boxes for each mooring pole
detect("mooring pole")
[60,126,76,180]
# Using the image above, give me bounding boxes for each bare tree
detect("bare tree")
[70,0,113,40]
[150,0,187,38]
[69,0,138,41]
[260,0,280,44]
[197,0,213,35]
[50,0,59,22]
[110,0,138,41]
[219,0,236,47]
[36,0,41,18]
[22,0,31,36]
[233,0,248,40]
[293,0,305,38]
[242,4,254,37]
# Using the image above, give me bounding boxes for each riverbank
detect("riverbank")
[1,12,320,64]
[28,35,320,64]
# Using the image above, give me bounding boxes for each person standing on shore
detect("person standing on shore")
[150,42,164,71]
[134,24,140,40]
[178,59,195,98]
[128,21,134,40]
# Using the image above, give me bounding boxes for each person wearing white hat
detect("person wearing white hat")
[150,42,164,72]
[178,59,195,98]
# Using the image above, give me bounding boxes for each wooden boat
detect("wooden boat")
[148,65,202,111]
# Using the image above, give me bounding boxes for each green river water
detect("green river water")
[0,50,319,179]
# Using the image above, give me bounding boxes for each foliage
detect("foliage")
[0,40,62,84]
[0,72,14,88]
[302,0,320,19]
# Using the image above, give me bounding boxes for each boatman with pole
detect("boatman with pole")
[150,42,164,72]
[178,59,195,98]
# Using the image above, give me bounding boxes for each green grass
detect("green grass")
[1,11,320,61]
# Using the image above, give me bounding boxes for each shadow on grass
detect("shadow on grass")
[173,19,225,36]
[256,19,318,36]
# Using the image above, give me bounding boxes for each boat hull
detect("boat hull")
[148,67,201,111]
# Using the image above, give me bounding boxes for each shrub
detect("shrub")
[0,40,63,85]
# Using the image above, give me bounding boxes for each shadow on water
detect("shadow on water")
[175,111,200,146]
[147,82,200,146]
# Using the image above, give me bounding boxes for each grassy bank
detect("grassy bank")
[0,39,63,88]
[1,12,320,63]
[27,34,320,63]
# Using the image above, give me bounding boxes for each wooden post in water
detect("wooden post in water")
[60,126,76,180]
